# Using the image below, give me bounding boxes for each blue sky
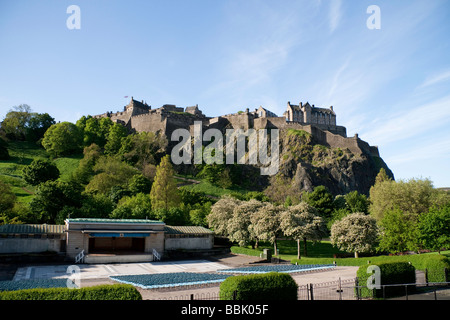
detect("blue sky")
[1,0,449,187]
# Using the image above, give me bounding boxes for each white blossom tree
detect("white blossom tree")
[280,202,327,259]
[250,202,284,255]
[228,199,265,247]
[207,195,241,237]
[330,212,379,258]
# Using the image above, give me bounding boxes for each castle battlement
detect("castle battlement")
[91,97,387,157]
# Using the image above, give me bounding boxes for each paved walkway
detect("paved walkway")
[13,259,228,281]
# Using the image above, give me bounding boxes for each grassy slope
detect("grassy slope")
[0,141,81,203]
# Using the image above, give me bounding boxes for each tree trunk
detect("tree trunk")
[354,251,359,258]
[297,239,301,260]
[273,238,278,257]
[303,237,307,257]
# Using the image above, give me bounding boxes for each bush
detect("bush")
[219,272,298,300]
[0,284,141,300]
[357,262,416,298]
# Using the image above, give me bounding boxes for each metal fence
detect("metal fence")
[156,278,450,300]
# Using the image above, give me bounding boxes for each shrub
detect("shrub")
[0,284,141,300]
[219,272,298,300]
[357,262,416,298]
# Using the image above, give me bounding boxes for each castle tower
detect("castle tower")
[301,102,312,124]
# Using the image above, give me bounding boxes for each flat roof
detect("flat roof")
[65,218,165,225]
[164,226,214,235]
[0,224,65,235]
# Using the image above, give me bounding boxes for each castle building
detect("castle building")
[93,97,379,157]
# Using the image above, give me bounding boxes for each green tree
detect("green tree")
[344,190,369,214]
[30,180,83,224]
[0,181,16,215]
[119,131,167,170]
[150,155,180,211]
[104,122,128,155]
[330,212,379,258]
[71,143,103,185]
[41,122,83,157]
[128,174,152,195]
[302,185,335,222]
[21,159,60,186]
[377,208,419,254]
[417,204,450,253]
[110,193,154,220]
[1,105,55,142]
[85,156,139,194]
[280,202,327,259]
[0,136,9,160]
[369,177,439,221]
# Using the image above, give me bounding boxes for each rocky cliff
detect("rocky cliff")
[263,128,394,201]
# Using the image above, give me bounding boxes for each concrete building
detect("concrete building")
[0,219,215,264]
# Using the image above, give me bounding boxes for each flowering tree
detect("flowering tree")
[250,202,284,255]
[330,212,379,258]
[280,202,327,259]
[207,195,242,237]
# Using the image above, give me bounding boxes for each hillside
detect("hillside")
[0,141,81,203]
[263,129,393,201]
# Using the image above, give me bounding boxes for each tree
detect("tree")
[330,212,379,258]
[104,122,128,155]
[228,199,265,247]
[0,181,16,214]
[71,143,102,185]
[128,174,152,195]
[85,156,139,194]
[41,122,83,157]
[119,131,168,170]
[417,204,450,254]
[377,208,419,254]
[207,195,242,236]
[344,191,369,214]
[280,202,327,259]
[0,136,9,160]
[369,177,440,221]
[150,155,180,211]
[303,185,335,222]
[1,105,55,142]
[110,193,154,220]
[250,202,284,255]
[21,159,60,186]
[30,180,83,224]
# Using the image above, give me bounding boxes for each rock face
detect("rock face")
[265,128,394,199]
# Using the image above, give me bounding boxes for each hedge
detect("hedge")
[0,284,142,300]
[219,272,298,300]
[356,262,416,299]
[291,253,449,282]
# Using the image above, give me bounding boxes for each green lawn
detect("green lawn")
[0,141,81,203]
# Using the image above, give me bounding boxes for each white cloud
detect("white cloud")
[387,138,450,166]
[418,69,450,88]
[360,94,450,146]
[328,0,342,33]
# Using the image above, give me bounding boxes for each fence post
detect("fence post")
[309,283,314,301]
[405,285,408,300]
[355,277,360,300]
[425,268,429,286]
[338,277,342,300]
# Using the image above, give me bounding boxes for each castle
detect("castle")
[94,97,380,157]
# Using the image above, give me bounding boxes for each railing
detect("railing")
[152,249,161,261]
[74,250,85,264]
